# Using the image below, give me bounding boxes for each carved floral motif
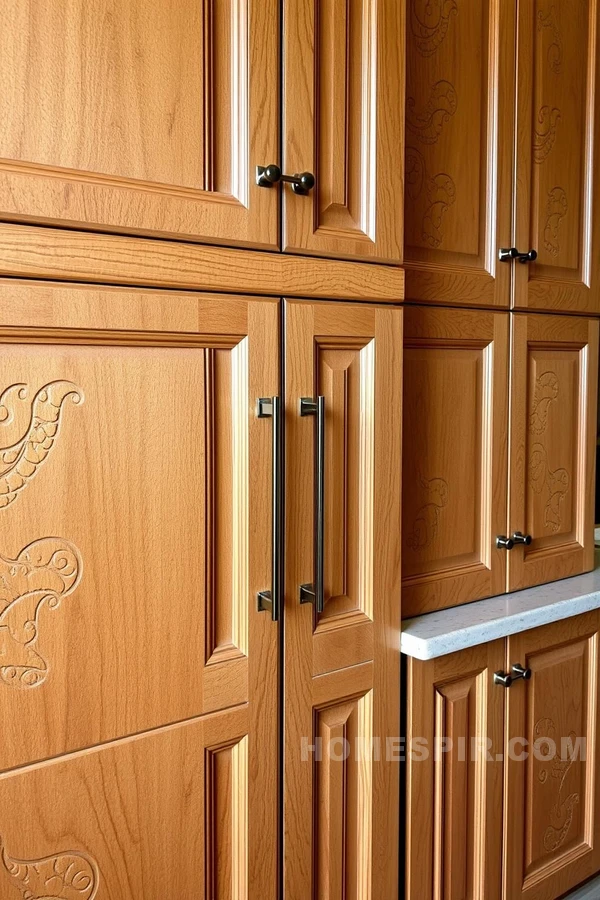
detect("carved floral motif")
[406,477,449,551]
[410,0,458,57]
[530,444,569,533]
[535,718,579,853]
[0,382,83,509]
[529,371,559,434]
[0,835,98,900]
[534,106,561,163]
[406,148,456,248]
[543,187,568,257]
[0,538,82,688]
[537,5,563,74]
[407,80,458,144]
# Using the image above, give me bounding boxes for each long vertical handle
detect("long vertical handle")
[257,396,282,621]
[300,395,325,614]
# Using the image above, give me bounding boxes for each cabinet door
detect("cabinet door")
[405,642,505,900]
[0,281,279,898]
[284,300,402,899]
[0,0,279,249]
[404,0,514,308]
[282,0,404,262]
[508,314,598,590]
[402,306,509,616]
[514,0,600,313]
[504,613,600,900]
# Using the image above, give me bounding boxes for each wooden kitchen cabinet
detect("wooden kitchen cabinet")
[405,610,600,900]
[405,641,505,900]
[284,300,403,899]
[508,314,599,590]
[0,280,280,897]
[402,305,509,616]
[504,612,600,900]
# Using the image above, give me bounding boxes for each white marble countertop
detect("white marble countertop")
[401,552,600,661]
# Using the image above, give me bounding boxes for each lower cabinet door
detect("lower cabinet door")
[0,280,280,897]
[283,300,403,899]
[508,313,599,590]
[405,642,505,900]
[504,612,600,900]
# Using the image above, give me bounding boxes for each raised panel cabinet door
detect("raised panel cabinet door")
[508,314,599,590]
[0,708,264,900]
[404,0,515,308]
[513,0,600,313]
[504,613,600,900]
[0,0,279,248]
[405,642,505,900]
[402,306,509,616]
[0,280,279,899]
[281,0,404,262]
[283,300,402,899]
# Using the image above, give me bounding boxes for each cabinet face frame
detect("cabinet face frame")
[0,280,280,899]
[403,0,515,307]
[282,0,404,263]
[513,0,600,314]
[283,299,402,899]
[508,313,598,591]
[405,642,505,900]
[402,306,509,616]
[504,612,600,900]
[0,0,280,249]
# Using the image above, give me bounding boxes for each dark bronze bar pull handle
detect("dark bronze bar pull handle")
[256,164,316,195]
[496,535,514,550]
[498,247,538,264]
[256,397,282,622]
[512,531,532,546]
[511,663,532,682]
[494,671,513,688]
[299,396,325,614]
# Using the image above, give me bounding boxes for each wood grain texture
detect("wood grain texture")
[405,642,504,900]
[508,314,598,590]
[0,0,280,249]
[0,224,405,302]
[402,306,509,616]
[504,612,600,900]
[282,0,405,262]
[283,300,402,899]
[404,0,515,307]
[513,0,600,313]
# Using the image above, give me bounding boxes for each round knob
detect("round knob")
[494,671,513,688]
[498,247,537,263]
[496,535,514,550]
[511,663,532,681]
[517,249,537,263]
[260,164,282,185]
[512,531,532,546]
[293,171,316,193]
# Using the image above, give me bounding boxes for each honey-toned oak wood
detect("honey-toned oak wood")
[0,0,280,249]
[0,282,279,810]
[282,0,404,262]
[513,0,600,313]
[508,314,598,591]
[405,641,504,900]
[283,300,402,899]
[404,0,515,307]
[0,706,277,899]
[402,306,509,616]
[0,224,405,302]
[504,612,600,900]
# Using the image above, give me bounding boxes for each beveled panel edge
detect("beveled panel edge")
[0,223,405,303]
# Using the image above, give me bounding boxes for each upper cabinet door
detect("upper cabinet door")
[282,0,404,263]
[0,0,279,249]
[508,313,599,591]
[404,0,515,308]
[514,0,600,313]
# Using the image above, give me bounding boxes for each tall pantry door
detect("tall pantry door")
[284,300,403,899]
[0,281,279,899]
[0,0,280,249]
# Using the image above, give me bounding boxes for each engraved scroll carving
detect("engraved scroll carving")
[0,538,82,688]
[538,5,563,74]
[410,0,458,57]
[534,106,561,163]
[543,187,568,257]
[530,371,559,434]
[0,835,98,899]
[0,382,83,509]
[528,371,569,532]
[406,477,449,551]
[407,80,458,144]
[535,718,579,853]
[406,148,456,248]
